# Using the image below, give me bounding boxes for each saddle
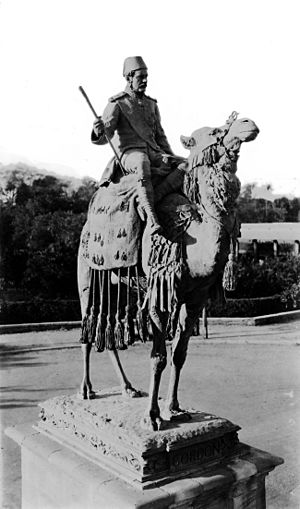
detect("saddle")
[82,174,142,271]
[82,156,187,272]
[80,168,197,350]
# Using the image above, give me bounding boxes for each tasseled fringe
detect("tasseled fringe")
[114,317,126,349]
[222,253,237,291]
[135,307,146,342]
[88,305,97,340]
[95,271,106,352]
[124,267,135,346]
[105,315,115,350]
[184,168,197,202]
[114,269,126,349]
[79,313,90,343]
[166,304,180,341]
[135,266,148,343]
[124,305,134,346]
[83,265,152,351]
[80,270,97,344]
[104,270,115,350]
[149,271,159,311]
[203,144,220,166]
[145,239,185,332]
[94,312,106,352]
[167,272,173,312]
[159,274,166,312]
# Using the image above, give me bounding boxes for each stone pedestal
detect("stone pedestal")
[6,388,283,508]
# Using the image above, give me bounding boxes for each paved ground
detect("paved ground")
[1,321,300,508]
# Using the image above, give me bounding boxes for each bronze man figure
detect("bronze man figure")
[92,56,180,235]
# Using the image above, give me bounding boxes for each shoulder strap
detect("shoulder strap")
[109,91,128,102]
[144,94,157,103]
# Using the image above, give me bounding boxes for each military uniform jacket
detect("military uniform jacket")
[91,85,174,159]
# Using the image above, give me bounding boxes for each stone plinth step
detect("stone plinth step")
[37,388,240,488]
[6,421,284,509]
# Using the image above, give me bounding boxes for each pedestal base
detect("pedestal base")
[36,389,241,488]
[6,389,283,508]
[6,423,283,509]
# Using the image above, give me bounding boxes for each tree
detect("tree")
[23,211,86,297]
[288,198,300,222]
[0,171,92,296]
[70,177,98,213]
[232,253,300,300]
[237,183,300,223]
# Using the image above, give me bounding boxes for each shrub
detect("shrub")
[231,253,300,300]
[208,295,284,317]
[0,299,81,324]
[280,277,300,309]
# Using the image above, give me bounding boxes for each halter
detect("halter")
[185,111,240,231]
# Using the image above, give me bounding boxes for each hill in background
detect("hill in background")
[0,161,299,203]
[0,162,96,194]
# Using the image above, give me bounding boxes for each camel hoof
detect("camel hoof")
[78,386,96,400]
[140,415,165,431]
[162,408,192,422]
[123,386,143,398]
[156,417,165,431]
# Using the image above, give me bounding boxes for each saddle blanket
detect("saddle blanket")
[82,176,141,271]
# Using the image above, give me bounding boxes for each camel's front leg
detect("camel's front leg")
[108,349,142,398]
[141,317,167,431]
[163,300,203,420]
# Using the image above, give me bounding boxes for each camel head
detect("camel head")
[223,117,259,145]
[180,113,259,213]
[180,112,259,171]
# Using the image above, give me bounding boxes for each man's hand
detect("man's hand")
[93,117,105,136]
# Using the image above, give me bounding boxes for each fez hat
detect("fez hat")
[123,56,147,77]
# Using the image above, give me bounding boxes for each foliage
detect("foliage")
[1,165,299,323]
[22,211,86,297]
[0,299,81,324]
[237,183,300,222]
[230,253,300,300]
[207,252,300,316]
[0,167,98,298]
[280,277,300,309]
[208,295,284,317]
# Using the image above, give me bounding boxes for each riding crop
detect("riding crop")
[78,85,125,175]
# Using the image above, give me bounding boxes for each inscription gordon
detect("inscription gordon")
[169,433,238,472]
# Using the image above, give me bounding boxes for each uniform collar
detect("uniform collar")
[125,84,145,102]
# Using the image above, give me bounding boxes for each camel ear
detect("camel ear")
[180,135,196,149]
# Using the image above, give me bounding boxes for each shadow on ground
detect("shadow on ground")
[0,344,53,370]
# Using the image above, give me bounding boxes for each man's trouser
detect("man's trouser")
[121,149,162,233]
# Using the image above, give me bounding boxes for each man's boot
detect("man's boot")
[154,164,187,204]
[138,179,163,235]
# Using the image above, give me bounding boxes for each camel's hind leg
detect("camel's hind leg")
[163,296,205,420]
[77,230,141,398]
[79,343,96,399]
[77,235,96,399]
[108,349,142,398]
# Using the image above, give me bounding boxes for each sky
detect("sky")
[0,0,300,196]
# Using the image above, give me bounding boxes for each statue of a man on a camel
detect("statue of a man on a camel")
[78,56,259,431]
